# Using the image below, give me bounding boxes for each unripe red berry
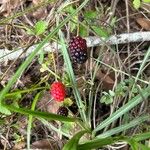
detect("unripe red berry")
[50,82,66,102]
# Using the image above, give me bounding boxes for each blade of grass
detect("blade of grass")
[87,45,106,127]
[96,115,150,139]
[133,46,150,84]
[0,0,90,112]
[2,103,77,122]
[134,132,150,141]
[135,143,150,150]
[130,46,150,95]
[27,92,41,149]
[62,130,87,150]
[78,132,150,150]
[78,136,125,150]
[59,31,87,125]
[93,86,150,134]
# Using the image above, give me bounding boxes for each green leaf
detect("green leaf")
[134,132,150,141]
[3,104,77,122]
[78,132,150,150]
[62,131,87,150]
[0,105,11,115]
[63,5,76,14]
[128,139,150,150]
[34,20,48,35]
[100,91,114,105]
[129,139,139,150]
[91,26,109,38]
[137,143,150,150]
[27,92,41,149]
[100,95,107,103]
[61,122,74,135]
[133,0,141,9]
[109,90,115,97]
[78,136,123,150]
[79,23,88,37]
[84,10,97,19]
[5,92,22,100]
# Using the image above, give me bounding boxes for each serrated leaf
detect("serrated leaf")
[62,131,87,150]
[133,0,141,9]
[34,21,48,35]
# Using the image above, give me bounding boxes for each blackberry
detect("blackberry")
[69,36,88,64]
[68,103,78,115]
[57,106,68,116]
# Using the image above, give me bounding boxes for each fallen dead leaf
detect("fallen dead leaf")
[31,0,47,19]
[31,139,63,150]
[136,18,150,30]
[96,69,115,90]
[37,91,60,114]
[87,58,115,90]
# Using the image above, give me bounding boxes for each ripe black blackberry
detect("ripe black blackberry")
[69,36,88,64]
[57,106,68,116]
[68,103,78,115]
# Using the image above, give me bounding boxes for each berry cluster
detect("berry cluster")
[50,36,86,116]
[69,36,88,64]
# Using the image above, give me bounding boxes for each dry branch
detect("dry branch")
[0,31,150,62]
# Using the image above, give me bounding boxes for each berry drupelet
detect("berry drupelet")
[69,36,88,64]
[57,106,68,116]
[50,82,66,102]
